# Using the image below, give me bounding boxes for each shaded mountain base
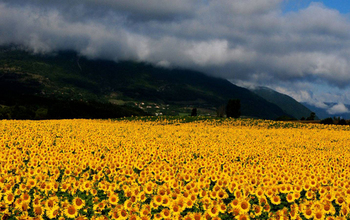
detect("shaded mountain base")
[0,92,148,120]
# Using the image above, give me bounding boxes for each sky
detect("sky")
[1,0,350,114]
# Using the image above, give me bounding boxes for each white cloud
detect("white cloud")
[313,102,329,109]
[327,103,350,115]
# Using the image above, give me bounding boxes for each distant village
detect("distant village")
[134,102,169,116]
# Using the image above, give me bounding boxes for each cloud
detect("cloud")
[313,102,329,109]
[327,103,350,115]
[1,0,198,21]
[1,1,350,103]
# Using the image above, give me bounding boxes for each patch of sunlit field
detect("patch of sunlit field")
[1,118,350,220]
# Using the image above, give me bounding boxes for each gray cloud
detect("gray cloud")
[1,1,350,103]
[1,0,198,21]
[327,103,350,115]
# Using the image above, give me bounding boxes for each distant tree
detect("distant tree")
[300,117,305,120]
[35,108,48,120]
[320,117,333,125]
[306,112,316,120]
[191,108,197,116]
[338,119,347,125]
[333,116,341,121]
[226,99,241,118]
[216,105,226,117]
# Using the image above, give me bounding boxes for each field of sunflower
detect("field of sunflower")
[1,117,350,220]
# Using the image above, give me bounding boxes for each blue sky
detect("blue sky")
[283,0,350,14]
[1,0,350,115]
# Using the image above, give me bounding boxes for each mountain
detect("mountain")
[0,46,290,119]
[301,102,350,120]
[249,86,315,120]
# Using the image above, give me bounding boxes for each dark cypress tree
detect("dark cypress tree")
[226,99,241,118]
[191,108,197,116]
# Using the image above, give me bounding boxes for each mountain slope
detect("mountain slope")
[0,46,289,119]
[250,86,315,120]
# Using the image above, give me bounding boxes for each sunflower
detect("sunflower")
[19,183,27,191]
[265,189,274,198]
[119,209,129,220]
[231,199,239,208]
[303,183,311,191]
[324,193,334,201]
[33,205,45,217]
[289,209,298,220]
[32,196,42,207]
[239,200,251,214]
[73,197,86,210]
[27,179,37,188]
[81,181,92,192]
[305,191,314,200]
[252,205,262,217]
[161,208,171,219]
[153,213,162,220]
[189,193,197,202]
[18,212,30,220]
[263,203,270,212]
[279,184,288,194]
[129,214,138,220]
[340,206,349,217]
[234,190,243,199]
[218,203,227,213]
[144,182,154,195]
[45,198,57,210]
[124,200,133,211]
[303,209,313,219]
[14,197,23,209]
[210,190,217,200]
[60,183,69,192]
[270,195,281,205]
[236,213,250,220]
[178,197,187,211]
[109,193,119,206]
[140,207,150,217]
[335,196,346,206]
[93,200,106,212]
[217,189,228,200]
[20,201,30,212]
[255,188,265,198]
[286,193,295,203]
[46,206,60,219]
[314,210,324,220]
[192,212,201,220]
[153,194,163,206]
[171,203,181,215]
[207,205,219,217]
[324,202,336,215]
[293,191,301,200]
[64,204,78,219]
[109,208,120,219]
[20,192,31,204]
[3,192,15,205]
[294,184,303,192]
[162,195,171,207]
[310,179,317,188]
[76,215,88,220]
